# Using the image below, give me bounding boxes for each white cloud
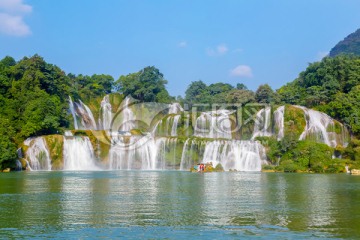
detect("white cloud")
[0,0,32,13]
[178,41,187,48]
[0,0,32,36]
[207,44,228,56]
[0,13,30,36]
[230,65,253,78]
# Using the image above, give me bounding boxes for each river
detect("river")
[0,171,359,239]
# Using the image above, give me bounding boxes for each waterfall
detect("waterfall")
[109,134,157,170]
[170,115,180,136]
[179,138,207,170]
[297,106,341,147]
[69,96,79,129]
[64,131,73,137]
[252,106,272,140]
[68,96,97,130]
[26,137,52,171]
[169,103,184,114]
[194,110,233,139]
[202,140,266,171]
[79,100,97,130]
[152,115,181,137]
[154,137,179,169]
[63,136,99,170]
[180,139,193,171]
[99,95,112,130]
[15,160,22,171]
[17,147,23,158]
[152,119,163,136]
[120,97,135,132]
[274,106,285,140]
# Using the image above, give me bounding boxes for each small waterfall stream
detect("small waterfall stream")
[274,106,285,140]
[68,96,97,130]
[120,97,136,132]
[169,103,184,114]
[99,95,112,130]
[252,106,272,140]
[296,106,347,147]
[63,136,99,170]
[26,137,52,171]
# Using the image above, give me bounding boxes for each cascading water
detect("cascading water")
[153,115,181,137]
[297,106,348,147]
[274,106,285,140]
[171,115,180,136]
[109,134,157,170]
[26,137,52,170]
[201,140,266,171]
[252,106,272,140]
[68,96,97,130]
[44,98,350,172]
[180,139,193,171]
[99,95,112,130]
[168,103,184,114]
[63,136,99,170]
[179,138,207,170]
[119,97,135,132]
[194,110,233,139]
[78,100,97,130]
[154,137,179,169]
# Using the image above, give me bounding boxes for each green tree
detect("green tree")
[236,83,248,90]
[225,89,255,104]
[116,66,172,102]
[0,118,17,169]
[184,80,207,104]
[255,84,274,104]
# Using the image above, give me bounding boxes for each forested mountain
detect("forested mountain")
[330,28,360,57]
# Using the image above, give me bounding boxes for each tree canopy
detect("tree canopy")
[115,66,173,103]
[184,81,254,105]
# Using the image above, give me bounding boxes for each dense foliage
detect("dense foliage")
[330,28,360,57]
[115,66,173,103]
[278,55,360,135]
[184,80,257,105]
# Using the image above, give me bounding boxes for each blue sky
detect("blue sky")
[1,0,360,97]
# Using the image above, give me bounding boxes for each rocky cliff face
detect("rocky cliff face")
[330,28,360,57]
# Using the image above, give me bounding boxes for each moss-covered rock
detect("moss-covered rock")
[284,105,306,139]
[43,135,64,170]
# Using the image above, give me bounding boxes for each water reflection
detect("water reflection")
[0,172,360,238]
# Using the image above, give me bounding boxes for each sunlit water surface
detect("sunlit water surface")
[1,171,359,239]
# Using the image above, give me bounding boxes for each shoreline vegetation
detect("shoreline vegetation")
[2,29,360,172]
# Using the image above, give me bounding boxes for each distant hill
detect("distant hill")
[330,28,360,57]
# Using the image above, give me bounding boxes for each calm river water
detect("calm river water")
[0,171,359,239]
